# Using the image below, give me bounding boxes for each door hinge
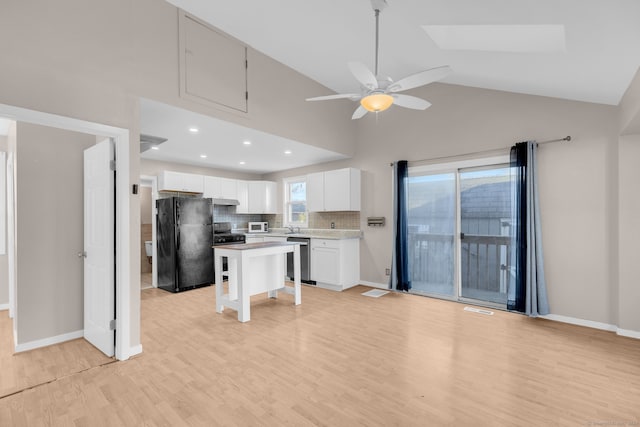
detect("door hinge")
[245,91,248,100]
[245,59,248,69]
[109,319,116,331]
[110,160,116,171]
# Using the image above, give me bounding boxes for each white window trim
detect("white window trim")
[283,175,308,228]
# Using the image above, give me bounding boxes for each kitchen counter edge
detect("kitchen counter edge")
[242,229,363,240]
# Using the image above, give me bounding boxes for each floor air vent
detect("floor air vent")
[362,289,389,298]
[463,306,494,316]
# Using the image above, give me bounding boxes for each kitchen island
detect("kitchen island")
[214,241,301,322]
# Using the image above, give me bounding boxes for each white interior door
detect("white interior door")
[83,139,115,357]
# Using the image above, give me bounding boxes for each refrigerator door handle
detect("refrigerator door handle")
[176,228,180,251]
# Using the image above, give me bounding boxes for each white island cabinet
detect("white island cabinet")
[306,168,360,212]
[310,238,359,291]
[214,241,301,322]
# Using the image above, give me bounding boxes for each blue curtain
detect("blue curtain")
[508,142,549,316]
[390,160,411,291]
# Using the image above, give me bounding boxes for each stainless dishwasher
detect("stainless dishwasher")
[286,237,314,284]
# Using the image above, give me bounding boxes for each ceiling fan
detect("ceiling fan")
[306,0,452,120]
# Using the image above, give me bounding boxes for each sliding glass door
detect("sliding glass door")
[407,173,456,297]
[406,158,512,307]
[459,166,512,305]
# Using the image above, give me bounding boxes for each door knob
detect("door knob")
[78,251,87,258]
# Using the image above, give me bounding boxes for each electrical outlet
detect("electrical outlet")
[385,268,391,276]
[330,222,335,229]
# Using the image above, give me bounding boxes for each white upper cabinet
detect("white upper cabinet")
[306,168,361,212]
[179,12,248,113]
[264,181,277,214]
[158,171,275,213]
[236,180,249,214]
[203,176,237,200]
[306,172,325,213]
[158,171,203,193]
[247,181,277,214]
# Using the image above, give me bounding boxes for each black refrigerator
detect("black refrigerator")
[156,197,213,293]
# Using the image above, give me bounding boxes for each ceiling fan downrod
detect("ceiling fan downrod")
[370,0,388,77]
[374,8,380,77]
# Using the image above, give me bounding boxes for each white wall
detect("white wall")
[0,136,7,307]
[617,134,640,334]
[266,82,628,330]
[0,0,356,350]
[0,0,637,338]
[615,70,640,334]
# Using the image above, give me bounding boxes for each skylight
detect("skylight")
[422,25,566,53]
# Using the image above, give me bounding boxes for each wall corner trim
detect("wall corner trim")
[15,329,84,353]
[128,344,143,358]
[540,314,640,340]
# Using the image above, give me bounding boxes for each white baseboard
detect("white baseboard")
[617,328,640,339]
[358,280,389,290]
[540,314,639,339]
[0,303,9,311]
[15,329,84,353]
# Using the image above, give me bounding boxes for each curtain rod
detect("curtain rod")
[538,135,571,145]
[389,135,571,166]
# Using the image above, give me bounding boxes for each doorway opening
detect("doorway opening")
[140,175,158,290]
[0,102,134,361]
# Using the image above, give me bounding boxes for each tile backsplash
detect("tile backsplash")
[213,205,262,230]
[263,212,360,230]
[157,193,361,230]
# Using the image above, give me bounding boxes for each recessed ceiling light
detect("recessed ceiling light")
[243,140,251,145]
[189,127,199,133]
[200,154,207,159]
[239,161,246,165]
[422,25,566,53]
[150,146,159,150]
[284,150,292,155]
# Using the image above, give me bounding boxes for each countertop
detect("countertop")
[213,241,299,251]
[241,228,363,240]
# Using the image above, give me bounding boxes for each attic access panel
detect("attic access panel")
[180,13,248,113]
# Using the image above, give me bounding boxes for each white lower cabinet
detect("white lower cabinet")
[310,238,359,291]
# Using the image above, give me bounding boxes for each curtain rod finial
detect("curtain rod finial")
[565,136,572,142]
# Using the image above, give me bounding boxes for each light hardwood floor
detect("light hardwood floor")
[0,311,113,400]
[1,284,639,426]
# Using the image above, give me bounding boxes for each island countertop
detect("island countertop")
[212,241,300,251]
[242,229,363,240]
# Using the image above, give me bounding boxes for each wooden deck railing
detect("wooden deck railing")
[408,233,511,293]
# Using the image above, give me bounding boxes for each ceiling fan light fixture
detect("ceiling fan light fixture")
[360,93,394,112]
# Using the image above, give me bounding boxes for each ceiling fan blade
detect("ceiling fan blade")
[306,93,360,101]
[352,105,368,120]
[348,62,378,90]
[388,65,452,93]
[392,94,431,110]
